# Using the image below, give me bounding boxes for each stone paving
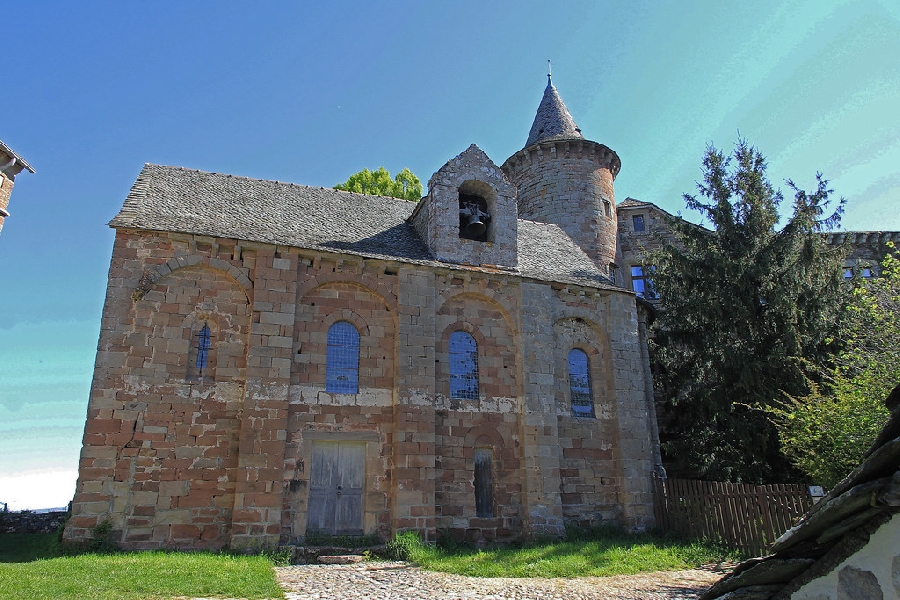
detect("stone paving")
[274,561,728,600]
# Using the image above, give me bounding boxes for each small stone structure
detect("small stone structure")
[65,77,662,550]
[0,139,34,236]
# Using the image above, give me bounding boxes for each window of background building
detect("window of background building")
[843,265,874,280]
[632,214,645,232]
[326,321,360,393]
[567,348,595,418]
[449,331,479,399]
[631,265,657,299]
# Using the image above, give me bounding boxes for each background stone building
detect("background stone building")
[65,78,662,550]
[616,198,900,303]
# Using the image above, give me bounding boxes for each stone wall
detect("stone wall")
[66,226,658,549]
[1,511,68,534]
[65,231,254,549]
[0,172,14,235]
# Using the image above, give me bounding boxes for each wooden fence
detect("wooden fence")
[651,475,813,556]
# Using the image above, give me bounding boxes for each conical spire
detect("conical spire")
[524,74,583,148]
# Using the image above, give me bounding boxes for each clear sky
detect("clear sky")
[1,0,898,510]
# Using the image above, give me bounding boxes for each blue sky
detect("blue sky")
[1,0,898,509]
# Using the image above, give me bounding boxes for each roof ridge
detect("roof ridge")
[144,163,419,204]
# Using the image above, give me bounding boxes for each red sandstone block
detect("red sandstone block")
[231,509,260,523]
[80,467,114,479]
[560,493,583,504]
[177,494,213,508]
[244,493,281,508]
[86,419,123,434]
[171,524,201,539]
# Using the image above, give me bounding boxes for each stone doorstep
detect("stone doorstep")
[285,544,387,565]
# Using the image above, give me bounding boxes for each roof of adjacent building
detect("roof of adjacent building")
[0,139,35,174]
[524,76,584,148]
[702,385,900,600]
[111,164,617,290]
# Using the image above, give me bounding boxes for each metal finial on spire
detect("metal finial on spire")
[547,59,552,86]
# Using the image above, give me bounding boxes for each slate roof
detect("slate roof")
[524,76,584,148]
[111,164,616,290]
[702,384,900,600]
[0,139,35,174]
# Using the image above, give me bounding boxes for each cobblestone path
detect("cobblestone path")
[274,561,728,600]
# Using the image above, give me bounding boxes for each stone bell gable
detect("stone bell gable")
[410,144,518,269]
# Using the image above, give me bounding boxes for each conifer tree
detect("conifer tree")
[651,140,846,483]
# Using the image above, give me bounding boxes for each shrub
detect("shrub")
[385,531,423,561]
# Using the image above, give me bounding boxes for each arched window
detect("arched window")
[449,331,479,400]
[326,321,360,393]
[568,348,595,417]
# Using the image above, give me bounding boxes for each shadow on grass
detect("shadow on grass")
[0,533,67,563]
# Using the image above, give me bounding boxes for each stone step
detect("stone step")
[317,554,366,564]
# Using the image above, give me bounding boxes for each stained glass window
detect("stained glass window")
[326,321,360,394]
[449,331,479,400]
[568,348,595,418]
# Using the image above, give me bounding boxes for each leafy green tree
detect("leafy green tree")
[334,167,422,201]
[778,245,897,488]
[650,139,846,483]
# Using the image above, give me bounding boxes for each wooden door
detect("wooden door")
[307,441,365,536]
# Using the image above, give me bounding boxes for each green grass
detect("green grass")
[0,534,284,600]
[388,528,739,578]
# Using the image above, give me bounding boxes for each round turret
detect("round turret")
[501,77,620,274]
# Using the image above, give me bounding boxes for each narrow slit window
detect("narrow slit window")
[196,323,211,374]
[474,447,493,518]
[326,321,360,393]
[449,331,479,400]
[568,348,595,418]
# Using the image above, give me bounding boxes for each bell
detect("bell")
[465,213,486,237]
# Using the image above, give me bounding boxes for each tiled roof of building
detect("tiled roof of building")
[0,139,35,174]
[111,164,615,290]
[524,76,584,148]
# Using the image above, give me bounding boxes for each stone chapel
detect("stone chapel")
[64,77,663,550]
